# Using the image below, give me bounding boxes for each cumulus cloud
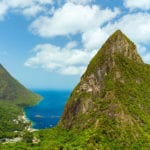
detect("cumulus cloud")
[0,0,121,75]
[143,53,150,63]
[22,5,45,17]
[4,0,146,75]
[124,0,150,10]
[103,12,150,64]
[82,28,108,50]
[0,2,8,20]
[0,0,53,18]
[4,0,53,8]
[66,0,93,5]
[25,42,97,75]
[137,44,147,54]
[65,41,78,49]
[30,3,120,37]
[104,13,150,44]
[0,0,149,77]
[26,3,120,75]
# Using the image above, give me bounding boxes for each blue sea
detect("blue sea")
[24,90,71,129]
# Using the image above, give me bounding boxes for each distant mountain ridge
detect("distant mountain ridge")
[0,64,40,105]
[0,64,40,139]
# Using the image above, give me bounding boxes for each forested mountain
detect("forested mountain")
[1,30,150,149]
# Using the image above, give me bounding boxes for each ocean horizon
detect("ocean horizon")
[24,90,71,129]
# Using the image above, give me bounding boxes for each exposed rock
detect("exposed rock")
[59,29,150,146]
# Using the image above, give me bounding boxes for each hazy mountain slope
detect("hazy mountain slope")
[0,64,40,105]
[1,30,150,149]
[0,64,40,139]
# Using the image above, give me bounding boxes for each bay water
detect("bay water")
[24,90,71,129]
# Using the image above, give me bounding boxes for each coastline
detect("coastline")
[21,90,70,130]
[22,112,38,132]
[28,95,43,107]
[22,92,43,132]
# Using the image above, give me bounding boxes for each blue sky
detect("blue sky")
[0,0,150,90]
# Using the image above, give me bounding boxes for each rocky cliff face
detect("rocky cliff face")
[78,30,143,95]
[59,30,150,147]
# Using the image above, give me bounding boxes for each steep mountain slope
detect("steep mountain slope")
[0,64,39,105]
[1,30,150,149]
[0,64,40,139]
[59,30,150,148]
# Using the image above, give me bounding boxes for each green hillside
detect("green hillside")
[0,64,40,105]
[58,30,150,149]
[0,64,40,139]
[1,30,150,149]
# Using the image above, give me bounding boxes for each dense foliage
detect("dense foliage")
[0,30,150,149]
[0,64,40,140]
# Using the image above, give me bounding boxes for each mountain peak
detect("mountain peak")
[59,30,148,130]
[100,30,143,63]
[80,30,143,82]
[59,29,150,148]
[112,29,124,35]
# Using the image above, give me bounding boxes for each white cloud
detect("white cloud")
[124,0,150,10]
[60,66,86,75]
[25,42,96,75]
[26,2,120,75]
[4,0,33,8]
[136,44,150,63]
[137,44,147,54]
[66,0,93,5]
[0,0,53,18]
[103,12,150,64]
[104,13,150,44]
[65,41,78,49]
[30,3,120,37]
[82,28,108,50]
[0,2,8,20]
[37,0,53,5]
[23,5,44,17]
[143,53,150,63]
[0,0,121,76]
[4,0,53,8]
